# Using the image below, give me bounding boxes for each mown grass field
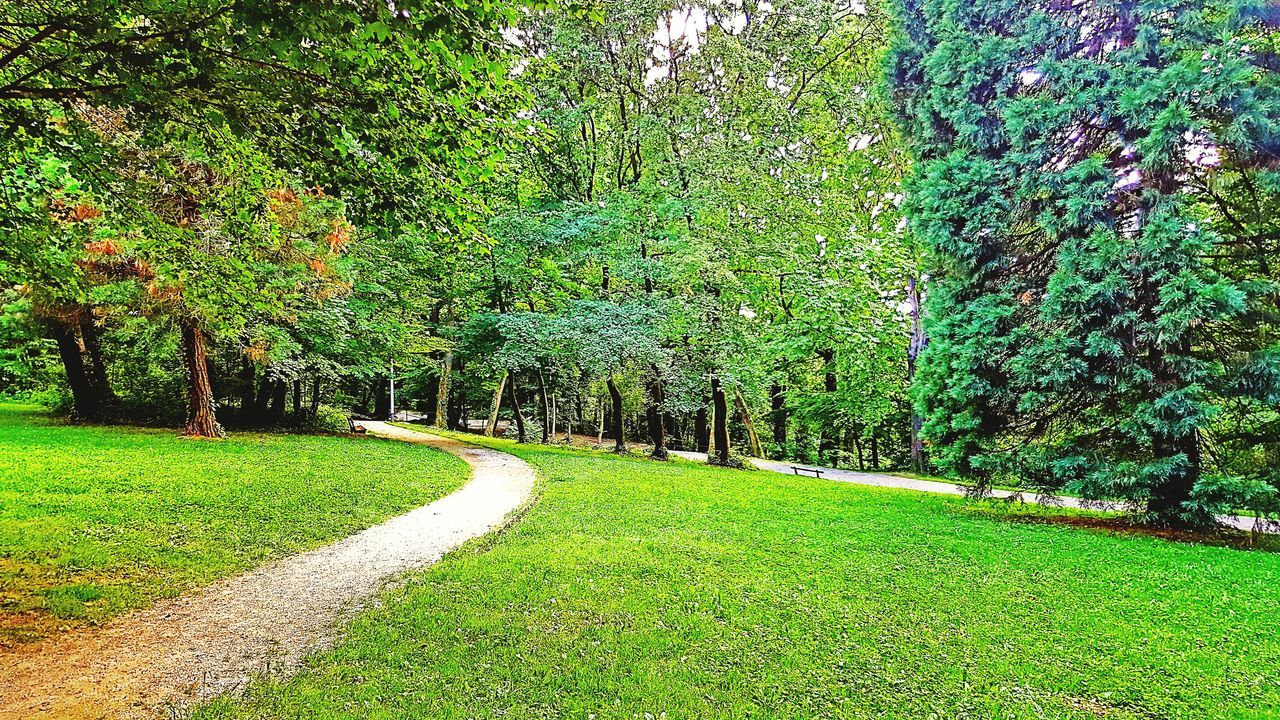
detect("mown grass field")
[198,429,1280,720]
[0,405,468,645]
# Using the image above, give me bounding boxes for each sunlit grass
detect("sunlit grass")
[0,405,467,645]
[198,428,1280,720]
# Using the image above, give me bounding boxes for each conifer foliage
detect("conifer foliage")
[888,0,1280,526]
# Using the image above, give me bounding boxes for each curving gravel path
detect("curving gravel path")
[0,423,534,719]
[670,451,1272,534]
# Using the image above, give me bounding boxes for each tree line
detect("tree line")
[3,0,1278,528]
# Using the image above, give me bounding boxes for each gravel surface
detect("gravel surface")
[0,424,534,719]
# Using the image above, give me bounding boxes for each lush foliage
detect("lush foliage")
[888,0,1280,524]
[0,404,467,645]
[0,0,530,434]
[430,0,919,467]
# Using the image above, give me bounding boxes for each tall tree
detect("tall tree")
[889,0,1280,525]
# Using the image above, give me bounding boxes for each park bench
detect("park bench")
[791,466,824,478]
[348,417,368,434]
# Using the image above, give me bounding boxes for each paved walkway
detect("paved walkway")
[0,424,534,719]
[670,451,1271,534]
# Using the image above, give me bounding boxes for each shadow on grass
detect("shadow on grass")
[961,503,1280,551]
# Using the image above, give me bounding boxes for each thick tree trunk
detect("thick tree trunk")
[48,319,97,420]
[271,379,287,420]
[711,378,730,465]
[254,376,273,420]
[180,321,223,438]
[537,368,551,444]
[734,389,763,458]
[78,317,115,414]
[770,383,787,449]
[424,374,440,424]
[606,376,625,453]
[484,371,507,437]
[509,372,527,443]
[694,406,709,453]
[372,376,390,420]
[646,366,668,460]
[434,351,452,429]
[853,435,865,471]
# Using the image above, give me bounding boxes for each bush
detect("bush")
[502,417,543,443]
[298,404,352,434]
[706,453,754,470]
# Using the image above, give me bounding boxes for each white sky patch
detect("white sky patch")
[848,133,876,151]
[1184,130,1222,167]
[647,3,763,85]
[1113,166,1143,191]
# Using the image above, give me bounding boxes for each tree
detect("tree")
[889,0,1280,526]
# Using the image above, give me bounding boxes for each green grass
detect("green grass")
[0,405,468,644]
[196,429,1280,720]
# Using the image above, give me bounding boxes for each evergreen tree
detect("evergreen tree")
[888,0,1280,526]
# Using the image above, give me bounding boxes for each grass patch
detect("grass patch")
[0,404,468,645]
[196,430,1280,720]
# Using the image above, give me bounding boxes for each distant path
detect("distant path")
[671,451,1270,534]
[0,423,535,719]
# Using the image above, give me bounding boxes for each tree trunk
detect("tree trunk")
[292,379,302,416]
[310,376,322,415]
[770,383,787,449]
[646,366,668,460]
[254,376,273,420]
[537,368,551,443]
[434,351,452,429]
[424,374,440,424]
[180,321,223,438]
[372,375,390,420]
[606,376,625,452]
[870,434,880,470]
[271,379,288,420]
[78,316,115,414]
[734,388,763,458]
[509,372,527,443]
[485,371,507,437]
[665,412,682,450]
[695,406,709,453]
[711,378,730,465]
[596,399,605,446]
[853,435,866,471]
[907,278,928,473]
[819,348,837,465]
[48,319,97,420]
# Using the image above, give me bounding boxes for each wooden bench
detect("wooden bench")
[791,466,823,478]
[348,418,368,434]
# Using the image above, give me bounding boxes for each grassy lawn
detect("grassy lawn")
[196,429,1280,720]
[0,405,468,646]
